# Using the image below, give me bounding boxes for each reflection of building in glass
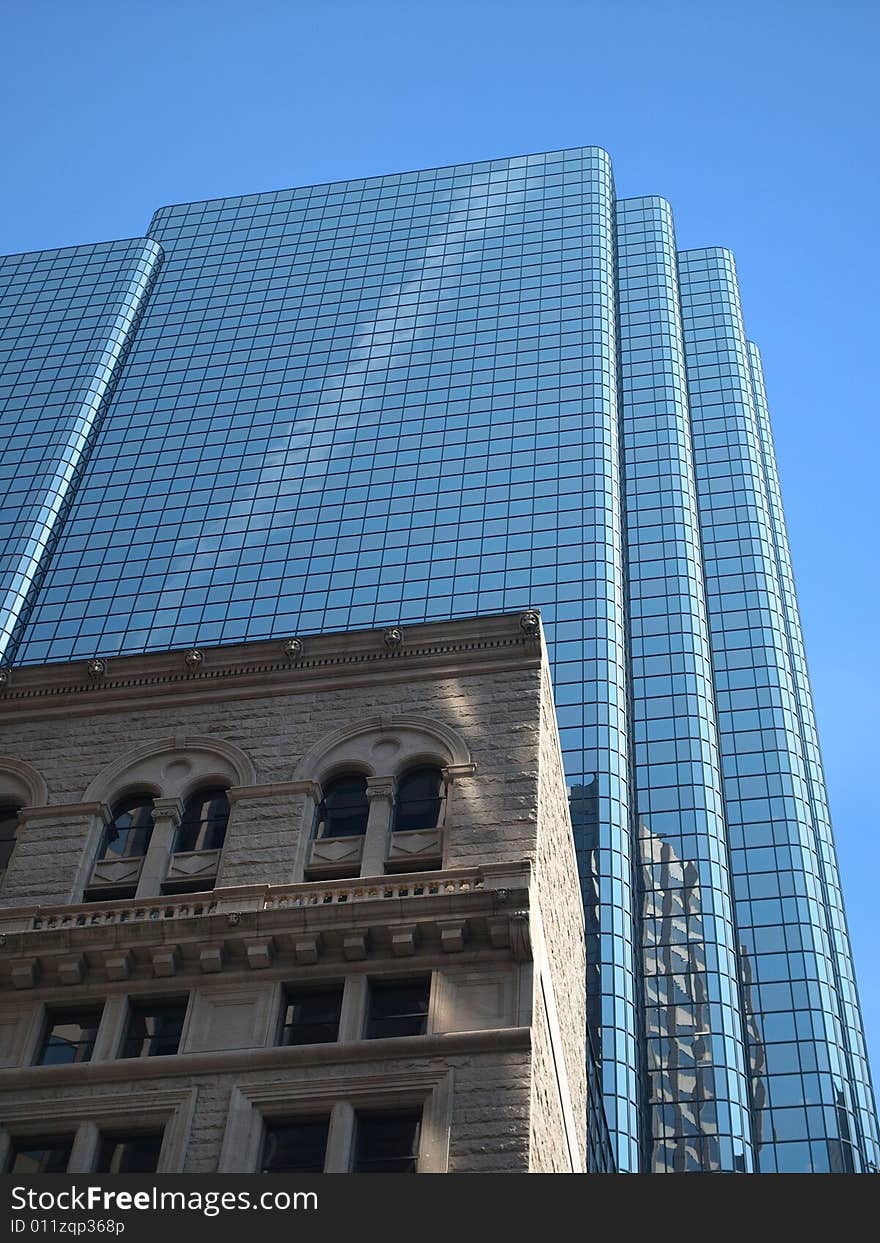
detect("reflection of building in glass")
[0,146,877,1172]
[640,824,749,1172]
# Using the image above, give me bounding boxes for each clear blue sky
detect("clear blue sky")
[3,1,878,1079]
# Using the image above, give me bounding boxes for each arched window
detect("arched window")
[176,787,230,853]
[0,804,21,876]
[315,774,369,839]
[394,766,444,832]
[100,795,154,860]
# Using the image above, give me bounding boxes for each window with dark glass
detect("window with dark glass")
[96,1133,163,1174]
[120,998,188,1059]
[36,1006,103,1066]
[261,1119,329,1173]
[353,1112,421,1173]
[394,767,444,832]
[175,787,230,853]
[0,804,21,875]
[314,774,369,838]
[99,795,154,860]
[8,1138,72,1173]
[279,986,343,1046]
[366,977,430,1039]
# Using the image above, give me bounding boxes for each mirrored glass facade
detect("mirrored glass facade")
[0,146,876,1172]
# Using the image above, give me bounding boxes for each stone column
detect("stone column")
[91,995,129,1061]
[325,1100,356,1172]
[68,1121,100,1173]
[338,974,368,1042]
[438,763,477,867]
[135,796,182,899]
[361,776,395,878]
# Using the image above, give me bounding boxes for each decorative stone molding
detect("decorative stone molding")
[105,950,133,981]
[218,1066,454,1174]
[307,836,363,871]
[365,775,396,802]
[164,848,220,886]
[152,946,181,977]
[388,828,442,866]
[82,735,257,806]
[0,1088,198,1175]
[183,648,204,670]
[343,933,367,961]
[519,609,541,638]
[509,911,532,962]
[10,958,39,989]
[441,762,478,783]
[293,934,321,964]
[0,755,49,808]
[227,779,320,804]
[282,637,304,660]
[438,920,467,953]
[245,938,275,970]
[383,626,404,649]
[18,800,108,823]
[293,714,472,784]
[86,658,108,679]
[199,945,225,974]
[0,614,544,716]
[88,855,143,891]
[57,954,86,986]
[487,915,511,949]
[391,924,418,957]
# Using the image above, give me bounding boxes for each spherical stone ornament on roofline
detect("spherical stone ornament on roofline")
[383,626,404,649]
[519,610,541,637]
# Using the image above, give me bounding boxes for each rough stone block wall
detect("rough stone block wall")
[0,664,546,900]
[0,618,589,1173]
[535,658,588,1163]
[528,986,570,1172]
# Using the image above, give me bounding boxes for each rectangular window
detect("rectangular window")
[120,999,188,1058]
[353,1112,421,1173]
[279,986,343,1046]
[96,1133,164,1173]
[261,1119,329,1173]
[8,1139,73,1173]
[36,1006,103,1066]
[366,977,430,1039]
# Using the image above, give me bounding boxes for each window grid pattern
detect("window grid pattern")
[746,340,880,1168]
[0,239,163,663]
[1,148,875,1175]
[617,198,753,1172]
[10,147,635,1173]
[679,247,878,1172]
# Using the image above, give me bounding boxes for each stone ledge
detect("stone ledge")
[0,1026,532,1090]
[0,612,545,715]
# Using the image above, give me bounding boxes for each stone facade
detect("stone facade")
[0,612,587,1173]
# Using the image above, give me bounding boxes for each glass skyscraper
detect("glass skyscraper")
[0,146,876,1174]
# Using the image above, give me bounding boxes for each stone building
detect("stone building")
[0,611,597,1173]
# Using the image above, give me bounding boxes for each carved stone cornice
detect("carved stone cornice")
[0,613,544,720]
